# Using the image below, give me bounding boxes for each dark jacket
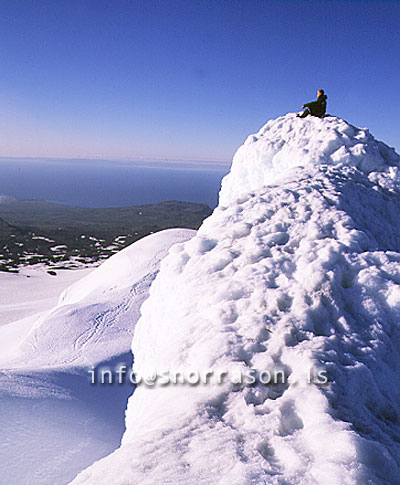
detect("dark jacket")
[304,94,327,117]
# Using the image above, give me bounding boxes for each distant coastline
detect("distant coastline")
[0,156,231,171]
[0,158,229,209]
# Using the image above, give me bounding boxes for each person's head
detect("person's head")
[317,89,325,96]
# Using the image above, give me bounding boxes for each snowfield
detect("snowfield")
[0,267,92,327]
[0,229,195,370]
[72,114,400,485]
[0,229,196,485]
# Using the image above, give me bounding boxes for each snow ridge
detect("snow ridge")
[220,113,399,206]
[72,115,400,485]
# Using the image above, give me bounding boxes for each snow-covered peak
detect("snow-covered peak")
[219,113,399,206]
[72,118,400,484]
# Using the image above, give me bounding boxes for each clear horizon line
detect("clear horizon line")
[0,155,232,164]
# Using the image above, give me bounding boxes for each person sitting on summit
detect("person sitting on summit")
[297,89,327,118]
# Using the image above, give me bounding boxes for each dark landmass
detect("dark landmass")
[0,198,212,272]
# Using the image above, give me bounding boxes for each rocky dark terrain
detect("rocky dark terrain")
[0,198,211,272]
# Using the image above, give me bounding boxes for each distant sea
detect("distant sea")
[0,158,230,208]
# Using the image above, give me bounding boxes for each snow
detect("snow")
[220,113,399,207]
[72,114,400,484]
[0,228,195,485]
[0,267,92,326]
[1,228,195,370]
[31,235,56,242]
[50,245,68,251]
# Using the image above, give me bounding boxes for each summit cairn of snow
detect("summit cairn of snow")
[220,113,399,206]
[72,115,400,485]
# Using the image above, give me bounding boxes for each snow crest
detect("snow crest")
[72,115,400,484]
[220,113,399,206]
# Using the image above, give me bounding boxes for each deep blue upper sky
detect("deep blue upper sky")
[0,0,399,161]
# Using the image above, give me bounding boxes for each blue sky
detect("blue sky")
[0,0,399,161]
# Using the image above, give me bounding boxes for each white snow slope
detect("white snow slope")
[0,229,195,485]
[72,114,400,485]
[0,267,93,327]
[0,229,195,369]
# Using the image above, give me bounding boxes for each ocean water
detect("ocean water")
[0,158,229,208]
